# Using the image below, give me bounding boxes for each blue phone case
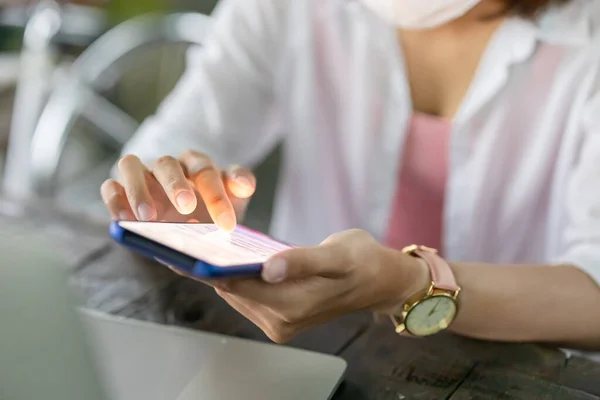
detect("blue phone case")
[109,221,263,278]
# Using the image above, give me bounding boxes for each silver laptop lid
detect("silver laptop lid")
[0,231,346,400]
[0,233,109,400]
[82,310,347,400]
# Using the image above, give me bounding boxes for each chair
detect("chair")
[5,9,213,198]
[1,0,107,198]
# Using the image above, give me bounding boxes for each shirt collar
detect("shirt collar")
[534,0,593,46]
[454,1,593,124]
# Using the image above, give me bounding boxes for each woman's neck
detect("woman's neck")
[399,0,506,37]
[397,1,507,119]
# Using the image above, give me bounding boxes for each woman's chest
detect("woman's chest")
[278,44,589,258]
[399,20,504,119]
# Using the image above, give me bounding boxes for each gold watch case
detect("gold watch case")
[390,245,461,337]
[391,282,460,336]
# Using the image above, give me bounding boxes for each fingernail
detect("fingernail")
[216,212,236,232]
[119,211,130,221]
[234,176,255,198]
[235,176,254,189]
[137,203,155,221]
[176,191,196,214]
[262,258,287,284]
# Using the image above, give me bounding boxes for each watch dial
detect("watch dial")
[405,295,457,336]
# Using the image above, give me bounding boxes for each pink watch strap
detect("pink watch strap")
[394,246,459,337]
[414,249,459,292]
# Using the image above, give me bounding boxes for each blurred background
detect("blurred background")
[0,0,279,232]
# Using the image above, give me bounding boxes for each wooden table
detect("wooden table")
[6,201,600,400]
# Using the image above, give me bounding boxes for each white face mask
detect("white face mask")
[360,0,482,29]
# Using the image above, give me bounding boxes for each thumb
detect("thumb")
[223,165,255,220]
[223,165,256,199]
[261,245,346,284]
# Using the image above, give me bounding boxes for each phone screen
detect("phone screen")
[118,221,292,267]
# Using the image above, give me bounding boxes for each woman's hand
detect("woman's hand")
[100,151,255,231]
[205,230,429,343]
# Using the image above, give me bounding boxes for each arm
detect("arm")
[197,230,600,349]
[102,0,289,225]
[398,261,600,349]
[398,87,600,350]
[119,0,289,169]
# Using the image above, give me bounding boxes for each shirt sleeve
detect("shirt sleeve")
[558,85,600,286]
[117,0,288,170]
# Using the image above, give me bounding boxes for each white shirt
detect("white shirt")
[121,0,600,292]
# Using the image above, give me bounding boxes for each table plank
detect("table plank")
[413,333,565,381]
[450,365,600,400]
[334,324,600,400]
[70,246,177,316]
[558,356,600,396]
[334,323,475,400]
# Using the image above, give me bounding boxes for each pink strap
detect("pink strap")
[415,249,458,292]
[396,248,458,337]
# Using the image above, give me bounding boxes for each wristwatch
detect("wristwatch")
[390,245,461,337]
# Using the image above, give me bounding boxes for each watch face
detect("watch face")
[405,295,457,336]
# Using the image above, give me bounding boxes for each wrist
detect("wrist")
[375,246,430,313]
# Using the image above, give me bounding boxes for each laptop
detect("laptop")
[0,232,346,400]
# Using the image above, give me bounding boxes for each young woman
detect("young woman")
[101,0,600,355]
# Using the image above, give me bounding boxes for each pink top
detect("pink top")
[385,112,452,256]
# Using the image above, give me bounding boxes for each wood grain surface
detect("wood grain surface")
[5,201,599,400]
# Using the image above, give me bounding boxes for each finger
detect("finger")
[179,151,236,232]
[158,259,228,289]
[216,289,278,338]
[163,263,228,290]
[164,263,197,280]
[223,165,256,199]
[117,155,157,221]
[100,179,135,220]
[223,167,254,219]
[262,246,347,284]
[218,278,293,307]
[219,291,302,343]
[151,156,197,215]
[144,175,177,218]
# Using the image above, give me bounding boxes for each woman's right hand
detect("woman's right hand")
[100,150,256,231]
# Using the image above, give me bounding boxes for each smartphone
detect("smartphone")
[110,220,292,279]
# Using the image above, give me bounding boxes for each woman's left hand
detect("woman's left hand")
[207,229,429,343]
